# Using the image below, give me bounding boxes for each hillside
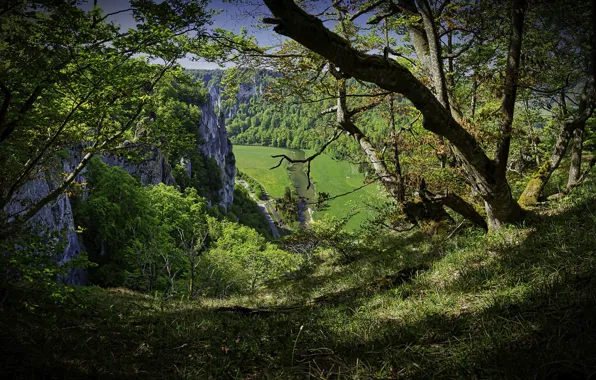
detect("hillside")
[3,177,596,379]
[3,1,596,379]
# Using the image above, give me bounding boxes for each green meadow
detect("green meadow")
[233,145,384,230]
[232,145,294,198]
[305,150,385,230]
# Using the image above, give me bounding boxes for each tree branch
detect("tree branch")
[349,0,385,22]
[270,131,342,189]
[308,181,375,205]
[262,0,495,186]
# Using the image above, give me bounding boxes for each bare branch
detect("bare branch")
[307,181,375,204]
[348,98,385,117]
[270,131,343,189]
[436,0,452,16]
[349,0,384,22]
[320,105,338,115]
[442,37,476,59]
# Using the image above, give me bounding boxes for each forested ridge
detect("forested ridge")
[2,0,596,379]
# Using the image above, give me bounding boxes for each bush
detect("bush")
[197,221,301,296]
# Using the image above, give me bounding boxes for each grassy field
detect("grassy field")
[305,150,385,230]
[3,177,596,379]
[233,145,294,198]
[233,145,385,230]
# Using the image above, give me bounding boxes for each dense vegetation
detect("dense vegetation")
[73,157,284,296]
[3,175,596,378]
[2,0,596,379]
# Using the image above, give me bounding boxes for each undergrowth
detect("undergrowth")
[2,179,596,379]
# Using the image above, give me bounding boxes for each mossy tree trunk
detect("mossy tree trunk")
[519,1,596,205]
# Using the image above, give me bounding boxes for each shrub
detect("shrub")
[197,221,301,296]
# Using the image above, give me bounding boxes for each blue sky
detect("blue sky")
[87,0,387,69]
[88,0,282,69]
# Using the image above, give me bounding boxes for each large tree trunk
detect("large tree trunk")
[263,0,524,230]
[334,83,487,232]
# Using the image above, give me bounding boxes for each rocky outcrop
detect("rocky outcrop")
[198,85,236,207]
[202,70,269,119]
[101,144,176,187]
[4,160,88,285]
[5,88,236,285]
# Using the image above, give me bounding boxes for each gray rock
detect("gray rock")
[101,144,176,186]
[4,170,87,285]
[198,85,236,208]
[5,89,236,284]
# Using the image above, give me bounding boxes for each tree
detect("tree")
[518,0,596,204]
[258,0,594,231]
[0,0,215,238]
[147,184,209,297]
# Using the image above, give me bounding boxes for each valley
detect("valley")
[233,145,384,231]
[3,1,596,379]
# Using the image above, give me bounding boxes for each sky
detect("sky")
[87,0,283,69]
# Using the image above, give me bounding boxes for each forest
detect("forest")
[1,0,596,378]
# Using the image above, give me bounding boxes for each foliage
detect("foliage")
[75,157,297,297]
[0,0,225,235]
[228,185,271,237]
[4,177,596,378]
[237,170,266,200]
[0,228,93,303]
[199,219,301,296]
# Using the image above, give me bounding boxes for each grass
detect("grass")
[233,145,294,198]
[305,150,385,230]
[3,178,596,379]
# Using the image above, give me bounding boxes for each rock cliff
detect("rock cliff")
[199,84,236,207]
[5,89,236,285]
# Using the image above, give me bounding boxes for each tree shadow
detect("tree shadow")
[4,192,596,379]
[292,192,596,378]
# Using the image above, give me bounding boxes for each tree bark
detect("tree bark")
[519,85,595,205]
[495,0,527,179]
[567,126,584,188]
[334,82,487,231]
[519,0,596,205]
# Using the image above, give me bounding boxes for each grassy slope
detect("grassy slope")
[3,179,596,379]
[233,145,294,198]
[305,150,385,230]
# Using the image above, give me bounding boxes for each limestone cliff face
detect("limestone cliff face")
[199,85,236,207]
[4,157,89,285]
[101,144,176,187]
[207,77,263,119]
[5,89,236,285]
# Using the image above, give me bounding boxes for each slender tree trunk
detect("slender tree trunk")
[471,76,478,118]
[189,264,195,297]
[495,0,527,178]
[335,83,486,231]
[519,95,594,205]
[519,0,596,205]
[567,126,584,188]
